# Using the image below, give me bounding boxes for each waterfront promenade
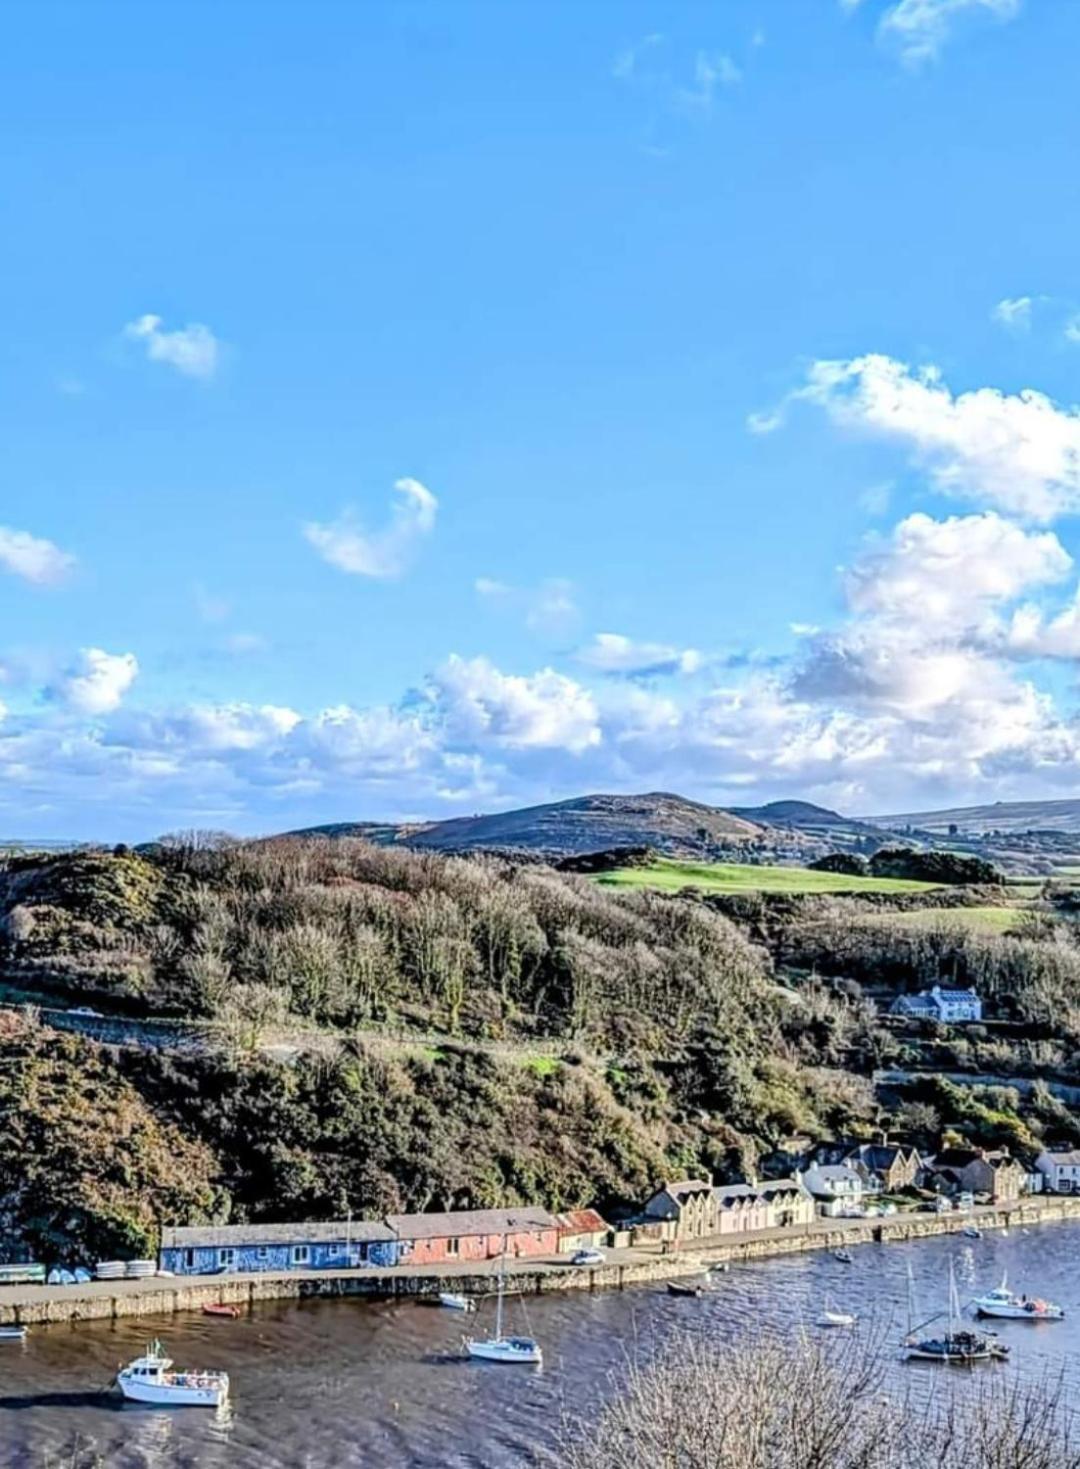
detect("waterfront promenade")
[4,1193,1080,1329]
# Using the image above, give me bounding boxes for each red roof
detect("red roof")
[557,1209,609,1234]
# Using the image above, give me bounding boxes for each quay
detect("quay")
[5,1194,1080,1329]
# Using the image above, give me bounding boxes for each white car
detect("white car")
[571,1248,605,1267]
[69,1006,102,1018]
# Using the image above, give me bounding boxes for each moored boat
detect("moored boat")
[833,1249,853,1264]
[117,1341,229,1407]
[903,1261,1009,1365]
[0,1326,28,1342]
[973,1275,1065,1321]
[667,1280,705,1297]
[465,1254,541,1365]
[439,1292,475,1312]
[817,1309,857,1328]
[202,1303,241,1319]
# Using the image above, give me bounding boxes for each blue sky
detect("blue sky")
[5,0,1080,838]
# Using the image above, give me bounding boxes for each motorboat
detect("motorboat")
[438,1292,475,1312]
[465,1255,541,1365]
[973,1275,1065,1321]
[667,1280,705,1297]
[833,1249,853,1264]
[0,1326,28,1342]
[117,1341,229,1406]
[202,1303,241,1319]
[817,1309,857,1328]
[962,1225,982,1239]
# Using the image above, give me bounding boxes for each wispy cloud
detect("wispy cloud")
[305,478,438,578]
[576,632,703,678]
[0,526,76,586]
[475,575,580,638]
[124,313,221,379]
[878,0,1022,67]
[992,295,1033,330]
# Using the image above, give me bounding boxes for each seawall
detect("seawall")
[5,1196,1080,1329]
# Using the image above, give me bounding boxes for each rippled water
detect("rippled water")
[4,1224,1080,1468]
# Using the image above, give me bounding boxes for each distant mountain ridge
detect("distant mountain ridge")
[286,791,770,858]
[872,796,1080,836]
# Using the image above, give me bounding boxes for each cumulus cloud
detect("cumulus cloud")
[124,314,220,379]
[49,648,139,715]
[431,655,601,753]
[793,353,1080,522]
[577,632,703,677]
[879,0,1021,66]
[0,526,75,585]
[305,478,437,579]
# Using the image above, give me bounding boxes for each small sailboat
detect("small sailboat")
[973,1274,1065,1321]
[438,1292,475,1312]
[902,1262,1008,1364]
[116,1341,229,1406]
[817,1294,856,1328]
[0,1326,28,1342]
[465,1256,541,1364]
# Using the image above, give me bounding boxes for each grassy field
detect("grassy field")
[594,857,939,896]
[873,905,1029,934]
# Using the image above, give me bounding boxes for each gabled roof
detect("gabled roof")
[387,1206,557,1240]
[1040,1149,1080,1166]
[557,1208,609,1234]
[161,1220,395,1249]
[656,1179,713,1204]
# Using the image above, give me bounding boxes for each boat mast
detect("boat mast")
[495,1241,505,1341]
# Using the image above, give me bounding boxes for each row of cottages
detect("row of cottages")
[160,1206,565,1277]
[640,1176,814,1241]
[890,986,982,1023]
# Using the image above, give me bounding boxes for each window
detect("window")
[218,1248,235,1269]
[446,1238,460,1258]
[291,1244,311,1266]
[183,1249,195,1270]
[256,1247,270,1262]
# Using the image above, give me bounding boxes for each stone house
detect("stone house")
[642,1179,718,1240]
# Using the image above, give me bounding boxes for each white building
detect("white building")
[1035,1149,1080,1193]
[890,985,982,1023]
[802,1163,865,1214]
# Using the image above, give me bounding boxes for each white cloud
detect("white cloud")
[879,0,1021,66]
[49,648,139,715]
[0,526,76,586]
[796,352,1080,521]
[577,632,703,677]
[1065,314,1080,345]
[431,654,601,753]
[124,314,220,379]
[612,33,664,81]
[304,478,437,579]
[992,295,1033,330]
[676,50,741,112]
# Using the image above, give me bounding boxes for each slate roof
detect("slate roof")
[661,1179,713,1202]
[387,1207,558,1240]
[161,1220,395,1249]
[1041,1150,1080,1166]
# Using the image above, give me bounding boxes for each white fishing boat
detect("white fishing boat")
[465,1255,541,1365]
[117,1341,229,1407]
[973,1275,1065,1321]
[439,1292,475,1312]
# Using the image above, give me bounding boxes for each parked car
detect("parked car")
[571,1248,605,1267]
[68,1006,102,1018]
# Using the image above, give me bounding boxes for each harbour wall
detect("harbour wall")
[5,1195,1080,1329]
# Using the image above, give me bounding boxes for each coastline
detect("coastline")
[4,1194,1080,1329]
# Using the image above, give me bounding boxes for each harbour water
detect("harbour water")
[3,1223,1080,1468]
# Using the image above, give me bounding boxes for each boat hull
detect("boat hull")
[118,1375,228,1407]
[466,1339,542,1364]
[975,1303,1065,1320]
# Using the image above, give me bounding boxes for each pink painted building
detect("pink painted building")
[387,1207,559,1265]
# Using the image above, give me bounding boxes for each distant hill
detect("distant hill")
[730,799,851,828]
[287,791,769,858]
[873,797,1080,836]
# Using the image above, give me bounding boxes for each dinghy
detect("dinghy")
[438,1292,475,1312]
[202,1303,241,1319]
[0,1326,28,1342]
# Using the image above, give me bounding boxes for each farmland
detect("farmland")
[593,857,939,896]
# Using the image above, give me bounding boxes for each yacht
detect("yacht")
[465,1256,541,1364]
[117,1341,229,1406]
[902,1262,1009,1365]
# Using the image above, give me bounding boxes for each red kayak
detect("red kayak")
[202,1303,241,1319]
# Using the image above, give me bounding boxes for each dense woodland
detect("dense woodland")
[2,836,1080,1262]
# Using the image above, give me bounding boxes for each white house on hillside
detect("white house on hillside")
[1036,1149,1080,1193]
[890,985,982,1023]
[802,1163,865,1214]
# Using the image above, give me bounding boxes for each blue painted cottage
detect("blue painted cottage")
[159,1220,401,1275]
